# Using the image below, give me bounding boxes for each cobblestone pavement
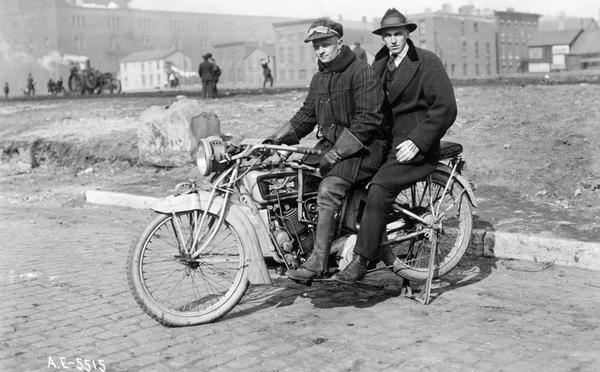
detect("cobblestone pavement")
[1,203,600,372]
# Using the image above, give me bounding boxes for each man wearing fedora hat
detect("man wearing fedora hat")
[264,17,388,284]
[198,53,216,98]
[333,8,457,282]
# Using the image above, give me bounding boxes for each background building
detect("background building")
[527,29,583,72]
[0,0,288,93]
[409,7,498,78]
[1,1,598,95]
[566,29,600,70]
[494,10,542,74]
[119,49,192,91]
[213,42,275,89]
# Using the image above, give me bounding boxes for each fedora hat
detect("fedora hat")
[372,8,417,35]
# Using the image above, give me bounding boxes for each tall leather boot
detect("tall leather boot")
[286,210,336,284]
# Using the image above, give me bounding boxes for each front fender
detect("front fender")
[152,192,272,285]
[435,164,478,208]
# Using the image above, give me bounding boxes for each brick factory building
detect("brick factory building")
[0,0,288,93]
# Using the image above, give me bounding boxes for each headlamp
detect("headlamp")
[196,136,226,176]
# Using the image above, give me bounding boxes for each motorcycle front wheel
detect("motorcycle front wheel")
[385,170,473,281]
[127,210,249,326]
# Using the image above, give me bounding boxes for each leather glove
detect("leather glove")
[319,149,342,175]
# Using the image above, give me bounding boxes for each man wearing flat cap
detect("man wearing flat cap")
[334,8,458,282]
[264,17,388,284]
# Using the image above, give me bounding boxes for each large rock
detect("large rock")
[137,97,221,167]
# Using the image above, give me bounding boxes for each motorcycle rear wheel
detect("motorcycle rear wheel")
[385,170,473,281]
[127,210,249,326]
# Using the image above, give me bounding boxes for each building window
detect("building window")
[475,63,480,76]
[225,22,234,33]
[462,41,467,58]
[420,40,427,49]
[142,35,152,50]
[288,69,294,81]
[486,43,491,57]
[463,63,467,76]
[419,20,426,36]
[198,21,208,32]
[139,18,150,29]
[278,47,285,63]
[287,47,294,63]
[473,22,478,33]
[460,21,465,36]
[474,42,479,59]
[451,64,455,76]
[109,34,119,51]
[299,46,305,62]
[72,15,85,28]
[74,35,85,51]
[486,63,491,75]
[528,47,542,59]
[299,69,307,80]
[169,19,181,30]
[107,17,120,29]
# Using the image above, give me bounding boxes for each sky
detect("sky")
[128,0,600,20]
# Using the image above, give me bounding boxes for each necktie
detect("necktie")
[387,54,398,72]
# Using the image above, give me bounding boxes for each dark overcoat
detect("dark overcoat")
[198,60,215,82]
[372,39,457,164]
[289,45,388,183]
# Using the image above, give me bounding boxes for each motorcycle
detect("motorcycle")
[127,138,476,326]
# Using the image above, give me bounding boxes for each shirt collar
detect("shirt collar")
[390,42,409,67]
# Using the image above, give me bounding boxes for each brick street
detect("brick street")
[1,199,599,372]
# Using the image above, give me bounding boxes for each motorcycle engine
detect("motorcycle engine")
[269,198,318,269]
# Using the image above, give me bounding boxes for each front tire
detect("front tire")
[127,210,249,326]
[385,170,473,281]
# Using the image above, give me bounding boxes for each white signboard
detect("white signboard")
[528,62,550,73]
[552,45,570,55]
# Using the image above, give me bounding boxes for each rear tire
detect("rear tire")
[385,170,473,281]
[127,210,249,326]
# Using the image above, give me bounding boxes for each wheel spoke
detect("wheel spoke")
[129,209,248,325]
[384,171,472,280]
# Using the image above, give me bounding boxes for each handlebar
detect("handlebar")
[228,143,321,161]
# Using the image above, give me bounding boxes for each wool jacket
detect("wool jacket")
[372,39,457,164]
[288,45,388,183]
[198,60,215,82]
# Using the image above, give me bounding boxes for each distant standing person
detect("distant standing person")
[211,56,222,98]
[198,53,215,99]
[26,73,35,96]
[261,57,273,88]
[353,41,368,63]
[3,82,8,99]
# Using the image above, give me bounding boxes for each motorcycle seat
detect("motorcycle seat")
[440,141,463,159]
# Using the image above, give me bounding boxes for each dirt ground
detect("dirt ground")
[0,83,599,241]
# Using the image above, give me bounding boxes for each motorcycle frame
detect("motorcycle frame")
[150,144,476,286]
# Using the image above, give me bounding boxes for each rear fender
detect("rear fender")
[152,192,272,285]
[435,164,478,208]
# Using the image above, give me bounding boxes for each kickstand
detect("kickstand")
[415,231,437,305]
